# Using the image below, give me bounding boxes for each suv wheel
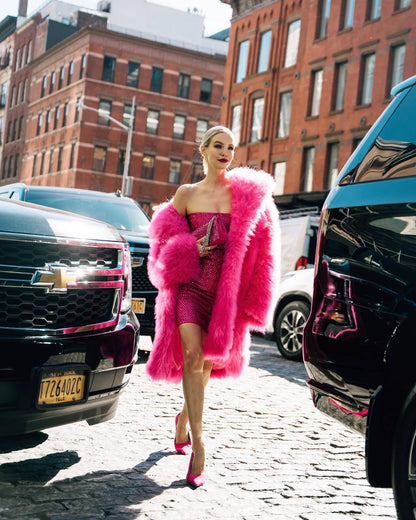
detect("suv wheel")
[392,385,416,519]
[274,300,309,361]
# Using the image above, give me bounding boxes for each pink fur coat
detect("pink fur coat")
[146,167,280,383]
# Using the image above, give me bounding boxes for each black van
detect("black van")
[303,75,416,519]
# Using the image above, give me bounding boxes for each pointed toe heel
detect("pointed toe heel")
[186,452,206,488]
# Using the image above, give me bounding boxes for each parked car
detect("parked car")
[272,268,313,361]
[0,199,139,436]
[0,184,157,350]
[303,75,416,519]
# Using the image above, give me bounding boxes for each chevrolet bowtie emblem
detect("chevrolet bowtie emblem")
[31,266,77,293]
[132,257,144,268]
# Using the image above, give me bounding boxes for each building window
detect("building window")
[15,49,20,71]
[277,91,292,138]
[37,113,43,136]
[231,105,242,146]
[75,97,81,122]
[333,61,348,111]
[22,79,27,102]
[146,109,160,134]
[40,151,46,175]
[98,100,111,125]
[13,154,19,177]
[48,147,54,173]
[49,71,55,94]
[67,60,74,85]
[17,82,22,105]
[250,97,264,143]
[80,54,86,79]
[92,145,107,172]
[173,115,186,139]
[54,106,60,129]
[235,40,249,83]
[12,119,17,141]
[0,81,8,106]
[309,69,323,116]
[273,162,286,195]
[178,73,190,98]
[41,75,47,98]
[59,66,65,89]
[303,147,315,191]
[257,30,272,73]
[360,53,375,105]
[27,40,32,63]
[317,0,331,39]
[32,153,37,177]
[117,149,125,175]
[326,142,340,188]
[141,155,155,179]
[10,85,15,108]
[284,20,301,68]
[196,119,208,142]
[150,67,163,93]
[168,159,181,184]
[127,61,140,87]
[396,0,410,8]
[62,102,69,127]
[17,116,23,140]
[389,44,406,93]
[6,121,11,143]
[57,145,64,172]
[102,56,116,82]
[191,162,204,183]
[341,0,355,29]
[0,117,3,144]
[200,78,212,103]
[69,142,76,169]
[123,103,133,128]
[45,109,51,133]
[367,0,381,20]
[21,45,26,68]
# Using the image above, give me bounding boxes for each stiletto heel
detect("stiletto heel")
[174,413,192,455]
[186,452,206,487]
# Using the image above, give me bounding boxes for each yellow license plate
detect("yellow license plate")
[38,370,86,406]
[132,298,146,314]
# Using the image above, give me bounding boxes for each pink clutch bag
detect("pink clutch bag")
[193,216,228,248]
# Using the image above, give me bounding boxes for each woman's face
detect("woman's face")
[202,132,235,171]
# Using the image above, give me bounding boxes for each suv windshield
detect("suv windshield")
[26,190,150,234]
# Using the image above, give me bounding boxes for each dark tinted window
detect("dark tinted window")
[25,190,150,234]
[345,86,416,183]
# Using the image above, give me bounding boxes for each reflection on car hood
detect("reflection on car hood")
[119,230,150,247]
[0,200,123,242]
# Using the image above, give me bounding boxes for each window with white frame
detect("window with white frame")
[360,53,375,104]
[168,159,181,184]
[98,100,111,126]
[310,69,323,116]
[303,147,315,191]
[284,20,301,67]
[146,109,160,134]
[196,119,208,142]
[327,142,340,188]
[273,162,286,195]
[231,105,242,145]
[390,44,405,92]
[277,91,292,138]
[235,40,249,83]
[250,97,264,143]
[341,0,355,29]
[368,0,381,20]
[173,115,186,139]
[334,61,348,111]
[257,30,272,73]
[318,0,331,39]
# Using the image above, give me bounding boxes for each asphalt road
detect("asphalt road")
[0,336,397,520]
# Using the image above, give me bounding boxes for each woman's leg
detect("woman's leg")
[178,323,212,475]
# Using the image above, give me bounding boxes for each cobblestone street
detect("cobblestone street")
[0,336,397,520]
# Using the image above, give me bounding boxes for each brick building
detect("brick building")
[0,0,227,211]
[220,0,415,196]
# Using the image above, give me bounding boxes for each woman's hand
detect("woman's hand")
[196,237,217,257]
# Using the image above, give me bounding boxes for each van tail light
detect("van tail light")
[295,256,308,270]
[121,243,132,313]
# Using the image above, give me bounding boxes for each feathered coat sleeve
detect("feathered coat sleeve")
[147,202,201,289]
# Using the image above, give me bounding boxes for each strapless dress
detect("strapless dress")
[176,212,231,332]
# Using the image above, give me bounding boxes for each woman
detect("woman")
[146,126,280,487]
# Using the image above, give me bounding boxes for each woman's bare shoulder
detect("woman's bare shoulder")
[172,183,197,215]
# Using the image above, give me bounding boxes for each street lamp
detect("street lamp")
[80,96,136,196]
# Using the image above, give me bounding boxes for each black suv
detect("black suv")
[0,184,157,346]
[0,198,139,435]
[303,75,416,519]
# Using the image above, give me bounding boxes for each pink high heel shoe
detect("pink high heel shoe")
[186,452,206,487]
[174,413,192,455]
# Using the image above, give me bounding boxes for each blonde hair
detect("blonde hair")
[199,126,235,172]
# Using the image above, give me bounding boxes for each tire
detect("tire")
[273,300,310,361]
[392,385,416,520]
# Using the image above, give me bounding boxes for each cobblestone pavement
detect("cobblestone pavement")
[0,336,397,520]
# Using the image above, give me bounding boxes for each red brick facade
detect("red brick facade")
[220,0,416,195]
[2,22,225,211]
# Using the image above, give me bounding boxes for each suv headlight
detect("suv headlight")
[121,243,132,313]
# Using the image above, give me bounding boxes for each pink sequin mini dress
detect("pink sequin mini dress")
[176,212,231,332]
